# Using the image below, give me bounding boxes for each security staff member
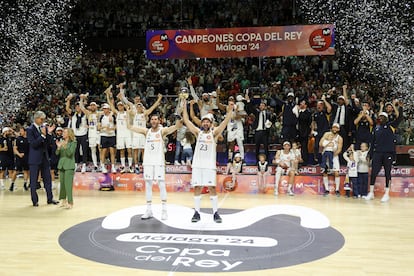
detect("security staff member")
[365,112,397,202]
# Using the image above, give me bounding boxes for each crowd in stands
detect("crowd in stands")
[69,0,299,38]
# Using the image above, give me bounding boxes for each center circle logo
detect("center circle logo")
[59,204,344,272]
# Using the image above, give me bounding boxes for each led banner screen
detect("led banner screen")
[146,24,335,59]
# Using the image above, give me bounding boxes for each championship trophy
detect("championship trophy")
[176,87,189,118]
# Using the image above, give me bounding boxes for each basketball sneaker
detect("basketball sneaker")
[161,210,168,220]
[213,212,222,223]
[141,210,153,220]
[380,193,390,203]
[365,192,374,200]
[191,211,200,223]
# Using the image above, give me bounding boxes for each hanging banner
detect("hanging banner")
[146,24,335,59]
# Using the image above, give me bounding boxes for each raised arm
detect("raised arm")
[182,100,200,136]
[188,77,200,102]
[144,93,163,116]
[106,88,118,114]
[126,112,147,135]
[379,100,385,113]
[117,85,134,110]
[65,94,73,115]
[322,94,332,114]
[189,100,201,127]
[215,86,227,112]
[79,94,91,115]
[162,119,183,137]
[342,85,350,106]
[343,151,351,163]
[392,99,399,119]
[213,102,234,137]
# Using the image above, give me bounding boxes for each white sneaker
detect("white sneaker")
[161,210,168,220]
[119,166,126,173]
[174,161,181,166]
[381,193,390,203]
[181,161,186,165]
[365,192,374,200]
[101,166,108,174]
[111,167,117,173]
[141,210,153,220]
[81,163,86,173]
[1,184,5,190]
[288,189,295,196]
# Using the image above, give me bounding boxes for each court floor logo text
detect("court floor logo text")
[59,204,344,272]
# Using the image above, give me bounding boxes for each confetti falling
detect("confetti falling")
[0,0,81,124]
[301,0,413,108]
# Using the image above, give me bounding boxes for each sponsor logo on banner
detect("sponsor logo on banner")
[309,28,333,52]
[59,205,344,272]
[148,33,170,56]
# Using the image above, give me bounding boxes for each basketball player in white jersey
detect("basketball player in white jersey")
[187,77,215,117]
[182,99,234,223]
[106,86,133,173]
[120,89,163,173]
[319,123,343,196]
[272,141,296,196]
[127,113,182,220]
[79,93,103,171]
[217,95,246,164]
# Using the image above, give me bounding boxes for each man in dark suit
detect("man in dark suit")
[27,111,59,206]
[330,85,352,164]
[246,97,273,161]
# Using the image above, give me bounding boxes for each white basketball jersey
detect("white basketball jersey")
[143,128,164,165]
[100,114,116,137]
[133,112,147,128]
[87,113,99,138]
[116,111,130,137]
[279,150,294,168]
[192,130,217,170]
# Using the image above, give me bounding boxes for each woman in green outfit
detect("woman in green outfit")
[56,128,77,209]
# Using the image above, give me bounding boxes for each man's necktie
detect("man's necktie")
[76,114,82,129]
[262,111,266,129]
[337,106,342,125]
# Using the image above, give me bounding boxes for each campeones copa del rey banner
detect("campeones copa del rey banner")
[146,24,335,59]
